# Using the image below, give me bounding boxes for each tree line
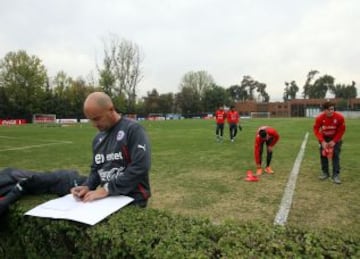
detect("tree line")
[0,37,357,120]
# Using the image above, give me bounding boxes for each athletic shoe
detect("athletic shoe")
[256,168,263,175]
[265,166,274,174]
[319,173,329,180]
[332,175,341,184]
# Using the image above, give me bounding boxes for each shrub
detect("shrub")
[0,201,359,258]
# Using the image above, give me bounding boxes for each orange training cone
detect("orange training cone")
[245,170,259,182]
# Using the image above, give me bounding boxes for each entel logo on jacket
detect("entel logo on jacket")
[94,152,124,164]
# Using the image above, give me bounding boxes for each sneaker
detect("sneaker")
[265,166,274,174]
[256,168,263,175]
[332,175,341,184]
[319,173,329,180]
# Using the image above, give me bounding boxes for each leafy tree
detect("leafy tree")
[52,71,73,96]
[101,36,143,113]
[302,70,319,98]
[202,84,228,112]
[328,81,357,99]
[0,87,10,117]
[98,51,116,97]
[134,98,146,115]
[239,75,269,102]
[308,74,334,99]
[40,77,57,115]
[177,70,215,114]
[283,81,299,101]
[240,76,257,100]
[49,73,99,117]
[50,72,73,117]
[256,82,269,102]
[65,77,93,118]
[142,89,175,114]
[158,93,174,114]
[176,86,202,114]
[227,85,249,102]
[143,89,161,114]
[179,71,214,100]
[0,50,48,119]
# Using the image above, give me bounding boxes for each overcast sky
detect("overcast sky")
[1,0,359,100]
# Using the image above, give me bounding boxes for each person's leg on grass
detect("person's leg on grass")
[256,143,264,175]
[220,124,224,142]
[331,141,342,184]
[265,149,274,174]
[216,124,220,141]
[319,144,330,180]
[264,139,274,174]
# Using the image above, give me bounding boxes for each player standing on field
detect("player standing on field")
[226,105,240,142]
[215,104,226,142]
[313,101,345,184]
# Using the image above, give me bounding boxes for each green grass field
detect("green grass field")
[1,118,359,233]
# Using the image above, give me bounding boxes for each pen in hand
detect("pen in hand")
[72,180,83,200]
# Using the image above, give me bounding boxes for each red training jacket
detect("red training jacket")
[227,110,239,124]
[254,126,279,165]
[215,109,226,124]
[313,111,345,143]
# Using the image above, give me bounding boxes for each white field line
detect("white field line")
[0,135,69,143]
[0,140,72,152]
[273,132,309,226]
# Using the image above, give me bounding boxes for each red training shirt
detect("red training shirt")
[227,110,239,124]
[313,111,345,143]
[215,109,226,124]
[254,126,280,165]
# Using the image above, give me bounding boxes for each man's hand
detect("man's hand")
[82,187,109,202]
[267,146,273,152]
[321,141,328,150]
[71,186,89,201]
[328,140,336,148]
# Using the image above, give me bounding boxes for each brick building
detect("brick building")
[235,98,360,117]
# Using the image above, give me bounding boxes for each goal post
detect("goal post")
[32,114,57,126]
[250,112,271,119]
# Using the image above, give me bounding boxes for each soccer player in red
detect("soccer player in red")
[313,101,345,184]
[226,105,240,142]
[254,126,280,175]
[215,104,226,142]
